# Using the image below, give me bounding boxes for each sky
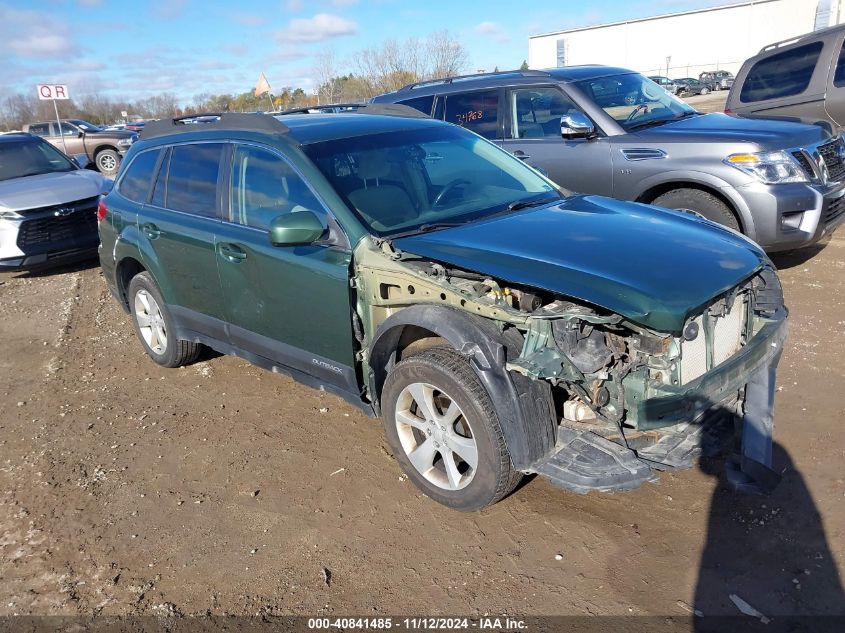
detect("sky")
[1,0,737,105]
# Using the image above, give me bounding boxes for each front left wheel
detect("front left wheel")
[381,347,521,511]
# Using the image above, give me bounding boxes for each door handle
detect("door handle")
[218,243,247,263]
[512,150,531,161]
[141,222,161,239]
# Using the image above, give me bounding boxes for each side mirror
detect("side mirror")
[72,154,90,169]
[560,112,595,139]
[268,210,325,246]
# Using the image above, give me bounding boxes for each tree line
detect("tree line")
[0,31,508,131]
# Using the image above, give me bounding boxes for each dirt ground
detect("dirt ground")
[1,232,843,622]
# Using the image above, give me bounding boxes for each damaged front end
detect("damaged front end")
[355,237,788,495]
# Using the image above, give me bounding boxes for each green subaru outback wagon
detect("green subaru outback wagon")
[98,109,788,510]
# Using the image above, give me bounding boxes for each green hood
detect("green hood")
[393,195,768,333]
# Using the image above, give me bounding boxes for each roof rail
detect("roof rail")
[274,102,429,119]
[277,103,365,115]
[399,69,552,91]
[140,112,290,140]
[759,23,845,53]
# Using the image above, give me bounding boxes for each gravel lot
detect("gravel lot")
[1,103,843,621]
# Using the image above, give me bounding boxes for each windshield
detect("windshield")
[304,125,562,237]
[69,119,103,132]
[0,138,77,181]
[576,73,697,132]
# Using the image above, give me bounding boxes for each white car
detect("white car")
[0,133,111,270]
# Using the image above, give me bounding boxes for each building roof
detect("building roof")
[529,0,784,39]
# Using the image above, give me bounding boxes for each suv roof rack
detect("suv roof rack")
[274,103,429,119]
[141,112,290,140]
[277,103,365,115]
[399,69,553,91]
[759,22,845,53]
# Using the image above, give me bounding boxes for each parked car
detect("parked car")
[699,70,734,91]
[98,111,787,509]
[674,78,710,96]
[0,133,111,270]
[726,23,845,133]
[372,66,845,252]
[22,119,137,178]
[648,75,681,95]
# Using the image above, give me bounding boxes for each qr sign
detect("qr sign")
[37,84,69,100]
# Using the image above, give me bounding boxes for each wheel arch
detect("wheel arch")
[368,304,556,470]
[633,173,756,239]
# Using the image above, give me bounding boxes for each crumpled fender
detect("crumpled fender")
[368,304,556,470]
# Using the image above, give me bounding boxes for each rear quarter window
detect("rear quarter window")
[397,95,435,116]
[119,149,161,203]
[740,41,824,103]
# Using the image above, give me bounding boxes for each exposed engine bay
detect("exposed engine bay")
[353,237,788,493]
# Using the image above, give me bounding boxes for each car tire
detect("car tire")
[381,347,522,511]
[652,188,740,231]
[95,148,120,177]
[128,272,202,368]
[701,87,710,95]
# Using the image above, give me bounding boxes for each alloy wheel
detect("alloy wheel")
[394,382,478,491]
[134,289,167,355]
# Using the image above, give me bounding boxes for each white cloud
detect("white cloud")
[474,21,510,43]
[276,13,358,44]
[1,6,77,59]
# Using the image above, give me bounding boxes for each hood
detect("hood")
[634,112,831,149]
[86,128,136,140]
[393,196,767,333]
[0,170,109,212]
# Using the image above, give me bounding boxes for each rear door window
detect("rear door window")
[443,90,501,139]
[397,95,435,116]
[740,41,824,102]
[119,149,161,203]
[164,143,224,217]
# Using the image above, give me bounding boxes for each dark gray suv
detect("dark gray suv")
[373,66,845,252]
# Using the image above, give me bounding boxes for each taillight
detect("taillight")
[97,198,107,223]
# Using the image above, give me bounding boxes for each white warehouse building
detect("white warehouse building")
[528,0,844,79]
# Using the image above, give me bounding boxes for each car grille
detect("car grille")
[818,140,845,182]
[825,195,845,225]
[792,151,816,179]
[679,293,747,384]
[16,197,99,252]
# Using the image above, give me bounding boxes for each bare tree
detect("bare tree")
[315,48,341,105]
[426,30,469,80]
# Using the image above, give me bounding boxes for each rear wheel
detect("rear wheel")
[128,272,201,368]
[652,188,740,231]
[381,347,521,511]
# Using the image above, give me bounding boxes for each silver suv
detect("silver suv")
[373,66,845,252]
[0,133,110,270]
